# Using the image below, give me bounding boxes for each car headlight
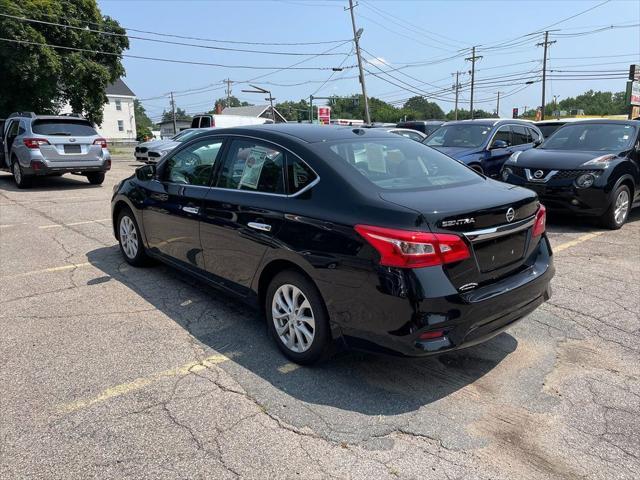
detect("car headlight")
[501,167,513,181]
[508,151,522,163]
[575,173,596,188]
[580,154,616,167]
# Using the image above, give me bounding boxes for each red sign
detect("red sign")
[317,106,331,125]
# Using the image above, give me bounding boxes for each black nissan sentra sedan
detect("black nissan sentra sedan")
[500,120,640,229]
[111,125,554,364]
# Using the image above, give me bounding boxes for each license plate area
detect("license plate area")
[64,144,81,154]
[474,231,527,273]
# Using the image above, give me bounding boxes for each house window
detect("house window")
[115,99,122,111]
[117,120,124,132]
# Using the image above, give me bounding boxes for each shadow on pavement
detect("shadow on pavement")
[0,171,101,192]
[87,245,518,416]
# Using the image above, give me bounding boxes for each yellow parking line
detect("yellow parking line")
[277,363,301,374]
[1,262,94,279]
[59,353,231,414]
[553,231,605,253]
[39,218,111,229]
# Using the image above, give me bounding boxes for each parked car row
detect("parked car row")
[0,112,111,188]
[419,118,639,229]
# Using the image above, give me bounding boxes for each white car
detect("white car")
[135,128,211,163]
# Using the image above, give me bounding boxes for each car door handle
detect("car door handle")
[183,206,199,215]
[247,222,272,232]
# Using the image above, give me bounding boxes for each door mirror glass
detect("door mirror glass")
[533,138,543,147]
[490,139,509,150]
[136,164,156,181]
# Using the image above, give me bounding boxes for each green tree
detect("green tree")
[161,107,191,122]
[445,108,494,120]
[215,95,251,109]
[134,99,154,141]
[549,90,627,116]
[0,0,128,124]
[402,97,445,120]
[276,99,310,122]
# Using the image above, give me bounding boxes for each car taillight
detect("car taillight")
[354,224,470,268]
[93,138,108,148]
[23,138,50,149]
[532,204,546,237]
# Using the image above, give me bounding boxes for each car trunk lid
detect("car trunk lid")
[379,179,541,288]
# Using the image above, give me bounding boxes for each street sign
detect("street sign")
[631,81,640,106]
[317,106,331,125]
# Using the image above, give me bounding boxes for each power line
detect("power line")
[0,13,351,56]
[7,4,351,46]
[0,37,357,71]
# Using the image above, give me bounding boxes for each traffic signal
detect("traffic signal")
[512,107,519,118]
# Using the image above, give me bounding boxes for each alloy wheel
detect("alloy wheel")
[272,284,316,353]
[614,190,629,225]
[13,162,21,184]
[119,215,139,259]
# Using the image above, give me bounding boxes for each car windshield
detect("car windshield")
[174,130,201,142]
[320,138,481,191]
[424,124,492,148]
[537,124,564,138]
[541,123,637,151]
[32,120,97,136]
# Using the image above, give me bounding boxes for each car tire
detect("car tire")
[87,172,105,185]
[265,270,333,365]
[117,207,150,266]
[600,184,631,230]
[12,159,31,189]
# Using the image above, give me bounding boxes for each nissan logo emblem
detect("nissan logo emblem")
[506,207,515,223]
[533,169,544,179]
[69,138,76,142]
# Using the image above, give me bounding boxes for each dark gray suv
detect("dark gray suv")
[0,112,111,188]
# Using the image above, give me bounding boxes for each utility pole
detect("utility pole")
[452,71,461,120]
[465,46,482,119]
[242,85,276,122]
[346,0,371,124]
[309,95,313,123]
[225,79,232,108]
[537,31,556,121]
[495,91,501,118]
[170,91,177,135]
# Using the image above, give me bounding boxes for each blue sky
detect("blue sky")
[98,0,640,121]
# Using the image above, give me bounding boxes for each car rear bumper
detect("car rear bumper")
[329,236,554,357]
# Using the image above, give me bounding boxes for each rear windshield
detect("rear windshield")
[541,123,637,151]
[319,138,480,191]
[425,124,492,148]
[32,120,97,136]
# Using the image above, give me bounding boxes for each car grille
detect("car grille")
[510,166,526,178]
[552,169,599,179]
[148,151,161,157]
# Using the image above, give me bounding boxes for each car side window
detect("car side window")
[529,128,541,143]
[493,126,511,146]
[287,157,317,194]
[163,139,223,186]
[200,116,212,128]
[216,139,285,194]
[511,125,530,146]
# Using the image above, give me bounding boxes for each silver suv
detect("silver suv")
[0,112,111,188]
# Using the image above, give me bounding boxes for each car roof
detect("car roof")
[551,119,639,126]
[442,118,537,127]
[188,123,397,144]
[535,118,590,125]
[397,120,444,125]
[32,115,91,122]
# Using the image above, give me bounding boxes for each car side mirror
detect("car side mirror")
[490,139,509,150]
[136,164,156,181]
[533,138,542,147]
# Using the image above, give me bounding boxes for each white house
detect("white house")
[59,78,137,144]
[100,78,136,143]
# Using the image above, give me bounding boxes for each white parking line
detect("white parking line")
[1,262,94,279]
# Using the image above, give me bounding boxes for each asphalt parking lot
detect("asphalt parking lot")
[1,156,638,480]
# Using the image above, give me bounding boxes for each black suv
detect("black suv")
[501,120,640,228]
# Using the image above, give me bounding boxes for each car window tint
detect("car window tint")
[31,120,97,136]
[511,125,529,145]
[216,139,285,194]
[163,139,222,186]
[529,127,541,142]
[287,157,317,194]
[493,126,511,145]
